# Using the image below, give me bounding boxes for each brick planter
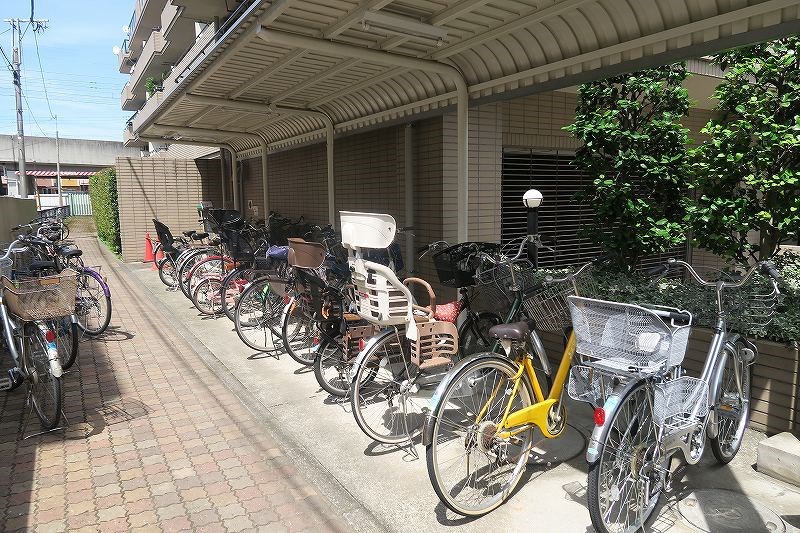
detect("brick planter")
[539,329,800,435]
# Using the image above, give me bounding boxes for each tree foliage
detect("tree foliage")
[89,168,121,254]
[691,37,800,263]
[565,64,691,268]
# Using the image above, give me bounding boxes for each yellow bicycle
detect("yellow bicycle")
[424,262,593,516]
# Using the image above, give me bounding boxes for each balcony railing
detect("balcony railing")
[126,10,136,35]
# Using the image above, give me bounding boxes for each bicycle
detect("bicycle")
[344,212,554,447]
[1,239,77,431]
[423,257,596,515]
[569,259,780,533]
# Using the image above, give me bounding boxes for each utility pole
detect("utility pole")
[5,18,49,198]
[55,115,62,206]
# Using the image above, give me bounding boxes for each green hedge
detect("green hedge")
[89,168,121,254]
[571,253,800,343]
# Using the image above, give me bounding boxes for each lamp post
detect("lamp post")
[523,189,543,268]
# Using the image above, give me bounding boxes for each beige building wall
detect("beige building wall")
[116,157,223,262]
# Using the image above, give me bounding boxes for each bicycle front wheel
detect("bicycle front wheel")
[234,279,285,352]
[458,311,501,356]
[281,297,317,366]
[25,323,62,430]
[158,256,177,287]
[313,336,350,397]
[587,381,662,533]
[426,356,534,516]
[710,339,751,464]
[192,277,224,315]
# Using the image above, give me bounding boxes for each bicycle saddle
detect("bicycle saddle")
[182,230,195,237]
[57,245,82,258]
[191,232,209,240]
[489,319,534,341]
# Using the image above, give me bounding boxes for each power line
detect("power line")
[32,29,54,119]
[22,91,51,138]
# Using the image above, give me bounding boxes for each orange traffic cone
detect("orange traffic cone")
[144,232,155,263]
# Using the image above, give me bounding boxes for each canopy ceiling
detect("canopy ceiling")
[130,0,800,152]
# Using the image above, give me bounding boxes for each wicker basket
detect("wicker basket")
[1,269,78,321]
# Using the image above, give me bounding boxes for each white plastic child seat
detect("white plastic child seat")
[340,211,396,250]
[349,257,416,332]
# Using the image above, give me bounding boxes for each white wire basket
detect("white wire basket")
[568,296,691,373]
[653,376,708,430]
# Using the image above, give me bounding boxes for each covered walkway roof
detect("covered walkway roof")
[126,0,800,238]
[129,0,800,153]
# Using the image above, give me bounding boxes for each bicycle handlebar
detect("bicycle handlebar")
[658,259,781,291]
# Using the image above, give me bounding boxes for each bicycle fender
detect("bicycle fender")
[422,352,512,447]
[586,378,644,465]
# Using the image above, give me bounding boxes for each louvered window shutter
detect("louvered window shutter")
[501,150,686,269]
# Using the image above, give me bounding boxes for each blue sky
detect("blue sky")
[0,0,132,141]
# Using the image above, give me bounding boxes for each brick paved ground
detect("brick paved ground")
[0,225,351,533]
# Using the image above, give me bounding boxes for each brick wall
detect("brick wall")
[116,157,222,262]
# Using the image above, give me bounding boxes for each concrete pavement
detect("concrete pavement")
[130,260,800,533]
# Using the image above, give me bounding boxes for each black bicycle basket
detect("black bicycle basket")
[433,242,501,288]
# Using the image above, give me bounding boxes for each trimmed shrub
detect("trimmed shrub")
[89,167,121,254]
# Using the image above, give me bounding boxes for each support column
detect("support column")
[256,134,270,224]
[456,90,468,243]
[326,122,335,228]
[220,150,227,208]
[231,152,239,211]
[404,124,415,273]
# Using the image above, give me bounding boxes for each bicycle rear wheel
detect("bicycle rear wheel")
[710,339,751,464]
[350,329,427,444]
[25,323,62,430]
[234,279,285,352]
[426,356,534,516]
[587,381,662,533]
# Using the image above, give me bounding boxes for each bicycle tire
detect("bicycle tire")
[179,251,215,299]
[426,355,534,516]
[234,279,285,352]
[350,329,427,444]
[710,339,751,464]
[25,323,62,430]
[221,267,248,322]
[281,296,317,366]
[587,381,662,533]
[192,277,224,315]
[75,271,112,336]
[313,336,350,396]
[158,256,177,287]
[52,318,79,370]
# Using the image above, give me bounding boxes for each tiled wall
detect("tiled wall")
[116,157,222,262]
